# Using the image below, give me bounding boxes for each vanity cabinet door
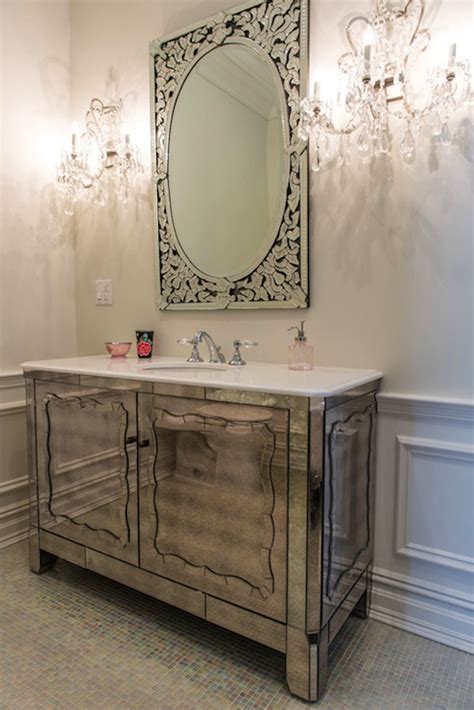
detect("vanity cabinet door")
[138,393,289,622]
[35,379,138,565]
[321,393,377,626]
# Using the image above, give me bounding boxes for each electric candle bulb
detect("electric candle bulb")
[123,123,131,147]
[362,25,375,77]
[448,42,457,68]
[71,121,79,152]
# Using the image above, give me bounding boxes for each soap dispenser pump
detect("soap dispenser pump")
[288,321,314,371]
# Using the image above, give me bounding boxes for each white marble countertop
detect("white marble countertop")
[21,355,382,398]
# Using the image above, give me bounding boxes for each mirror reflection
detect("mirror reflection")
[168,44,286,279]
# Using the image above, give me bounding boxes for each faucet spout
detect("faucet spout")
[195,331,226,363]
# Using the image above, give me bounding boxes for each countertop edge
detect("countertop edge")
[20,358,382,398]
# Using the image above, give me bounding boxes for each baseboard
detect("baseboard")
[0,499,30,549]
[370,567,473,654]
[369,607,472,654]
[0,530,29,549]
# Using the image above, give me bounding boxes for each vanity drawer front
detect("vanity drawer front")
[34,379,139,565]
[138,393,289,622]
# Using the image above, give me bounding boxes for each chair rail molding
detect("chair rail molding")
[377,392,474,422]
[0,370,25,415]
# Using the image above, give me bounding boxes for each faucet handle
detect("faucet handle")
[177,337,203,363]
[237,339,257,349]
[228,339,258,366]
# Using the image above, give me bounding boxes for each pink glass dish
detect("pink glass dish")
[105,342,132,358]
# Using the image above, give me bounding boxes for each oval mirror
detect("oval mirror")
[167,43,288,280]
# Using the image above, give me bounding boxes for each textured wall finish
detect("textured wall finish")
[71,0,474,400]
[0,0,76,372]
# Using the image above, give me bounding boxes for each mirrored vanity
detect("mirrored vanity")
[23,356,381,702]
[22,0,383,702]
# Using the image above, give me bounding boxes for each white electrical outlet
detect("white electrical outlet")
[95,280,113,306]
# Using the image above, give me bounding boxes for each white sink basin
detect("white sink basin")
[138,361,229,372]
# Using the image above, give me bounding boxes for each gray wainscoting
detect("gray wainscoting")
[372,393,474,653]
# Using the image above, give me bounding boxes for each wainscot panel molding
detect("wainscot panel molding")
[395,435,474,574]
[0,371,27,547]
[373,393,474,653]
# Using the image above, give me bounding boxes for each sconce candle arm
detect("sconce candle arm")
[298,0,471,170]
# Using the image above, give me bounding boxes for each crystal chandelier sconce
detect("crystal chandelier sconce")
[298,0,471,171]
[57,98,144,214]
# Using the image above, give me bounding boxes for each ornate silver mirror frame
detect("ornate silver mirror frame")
[150,0,309,310]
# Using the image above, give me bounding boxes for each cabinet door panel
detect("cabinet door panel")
[35,380,138,564]
[321,393,376,626]
[138,394,288,621]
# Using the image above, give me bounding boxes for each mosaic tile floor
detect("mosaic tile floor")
[1,541,472,710]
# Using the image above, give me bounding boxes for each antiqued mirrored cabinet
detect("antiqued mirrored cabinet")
[23,0,384,703]
[24,356,381,702]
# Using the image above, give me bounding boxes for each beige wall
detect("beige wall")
[70,0,159,349]
[71,0,473,399]
[0,0,76,372]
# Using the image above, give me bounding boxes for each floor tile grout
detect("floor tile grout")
[1,541,472,710]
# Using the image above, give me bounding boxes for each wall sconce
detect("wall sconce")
[299,0,471,171]
[57,98,143,214]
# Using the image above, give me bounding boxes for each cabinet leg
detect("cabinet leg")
[29,529,57,574]
[286,626,328,702]
[351,572,372,620]
[351,590,369,619]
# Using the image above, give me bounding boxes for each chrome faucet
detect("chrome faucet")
[177,331,225,364]
[195,331,226,363]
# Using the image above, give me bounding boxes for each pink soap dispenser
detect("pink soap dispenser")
[288,321,314,371]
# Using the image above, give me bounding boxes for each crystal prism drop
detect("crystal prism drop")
[311,149,321,173]
[338,136,345,166]
[64,200,74,217]
[400,127,415,158]
[431,113,442,137]
[357,130,371,162]
[344,135,351,167]
[440,123,452,146]
[297,122,310,141]
[94,187,106,207]
[380,130,389,153]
